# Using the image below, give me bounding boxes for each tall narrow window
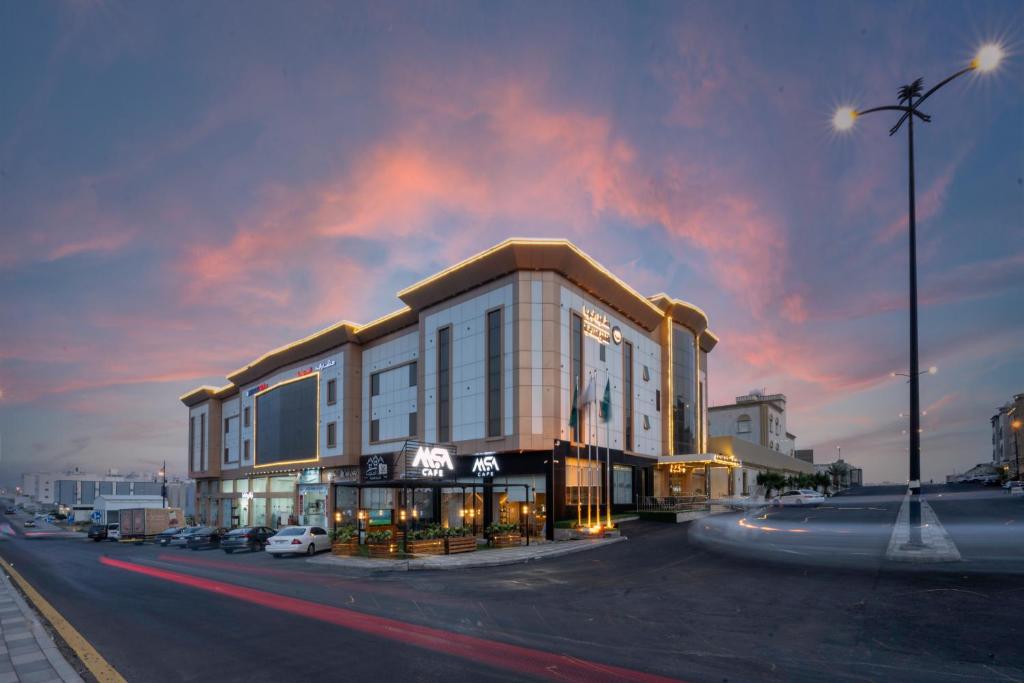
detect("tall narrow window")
[189,417,195,467]
[370,419,380,442]
[224,418,230,434]
[486,308,502,437]
[243,406,251,428]
[200,414,206,471]
[623,341,634,451]
[437,326,451,442]
[371,372,380,397]
[244,439,251,460]
[224,447,229,463]
[408,362,417,387]
[571,313,583,442]
[327,379,337,405]
[327,422,337,448]
[408,411,417,437]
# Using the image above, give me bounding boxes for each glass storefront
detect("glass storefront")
[252,497,267,527]
[672,324,697,454]
[269,497,294,527]
[299,484,328,527]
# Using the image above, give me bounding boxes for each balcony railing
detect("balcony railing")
[636,495,709,512]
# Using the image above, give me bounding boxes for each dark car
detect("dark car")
[221,527,276,553]
[186,527,228,550]
[4,507,15,514]
[87,524,108,541]
[154,527,181,546]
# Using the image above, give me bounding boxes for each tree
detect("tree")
[756,471,787,499]
[827,462,849,490]
[813,472,831,494]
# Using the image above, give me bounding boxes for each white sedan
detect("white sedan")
[265,526,332,557]
[772,489,825,507]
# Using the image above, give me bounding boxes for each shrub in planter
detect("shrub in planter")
[330,525,359,555]
[444,526,477,554]
[486,522,522,548]
[366,529,396,557]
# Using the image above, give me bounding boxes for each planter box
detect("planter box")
[490,533,522,549]
[367,542,398,558]
[331,540,360,556]
[406,538,445,555]
[445,536,477,554]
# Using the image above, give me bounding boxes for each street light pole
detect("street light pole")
[1012,420,1022,482]
[832,44,1004,545]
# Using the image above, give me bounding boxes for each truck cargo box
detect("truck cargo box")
[118,507,184,541]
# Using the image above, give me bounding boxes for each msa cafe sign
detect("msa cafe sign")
[581,305,612,345]
[471,454,501,476]
[411,446,454,478]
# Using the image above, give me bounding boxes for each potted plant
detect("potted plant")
[365,529,396,558]
[406,524,445,555]
[329,525,359,556]
[443,526,476,554]
[486,522,522,548]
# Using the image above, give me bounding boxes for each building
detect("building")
[794,449,814,464]
[814,458,863,488]
[991,393,1023,479]
[709,390,794,456]
[180,239,810,539]
[92,495,167,526]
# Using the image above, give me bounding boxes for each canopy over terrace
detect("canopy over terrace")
[654,453,740,498]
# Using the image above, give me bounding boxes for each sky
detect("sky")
[1,0,1021,485]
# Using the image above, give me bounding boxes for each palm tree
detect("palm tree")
[827,462,849,491]
[813,472,831,494]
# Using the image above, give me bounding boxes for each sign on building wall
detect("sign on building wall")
[582,305,611,345]
[360,454,393,482]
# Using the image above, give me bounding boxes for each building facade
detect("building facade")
[182,239,734,537]
[991,393,1023,478]
[709,390,794,455]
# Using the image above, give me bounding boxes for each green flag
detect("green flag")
[569,381,579,429]
[600,378,611,422]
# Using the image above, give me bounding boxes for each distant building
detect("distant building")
[991,393,1023,478]
[19,468,171,511]
[814,458,862,488]
[794,449,814,464]
[709,389,795,456]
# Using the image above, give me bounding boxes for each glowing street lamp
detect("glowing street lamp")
[1012,419,1022,483]
[830,43,1003,545]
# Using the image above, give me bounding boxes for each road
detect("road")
[0,486,1022,683]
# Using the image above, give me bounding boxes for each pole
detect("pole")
[161,460,167,509]
[906,93,923,546]
[605,394,612,529]
[587,391,592,528]
[575,375,581,529]
[1015,428,1021,482]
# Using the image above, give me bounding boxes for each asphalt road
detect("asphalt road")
[0,486,1022,683]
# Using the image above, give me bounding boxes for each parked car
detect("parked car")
[1003,479,1022,490]
[4,507,15,514]
[221,527,276,554]
[87,524,108,541]
[186,527,229,550]
[771,489,826,507]
[23,520,36,528]
[153,527,181,546]
[107,523,121,541]
[166,526,201,548]
[265,526,331,558]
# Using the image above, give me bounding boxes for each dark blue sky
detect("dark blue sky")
[1,0,1021,483]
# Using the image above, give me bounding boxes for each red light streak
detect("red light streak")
[100,556,681,683]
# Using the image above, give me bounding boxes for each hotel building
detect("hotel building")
[181,239,804,539]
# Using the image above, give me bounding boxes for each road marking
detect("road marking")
[0,556,126,683]
[101,555,682,683]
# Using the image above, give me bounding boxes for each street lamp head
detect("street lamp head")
[1012,419,1023,431]
[972,44,1004,73]
[832,106,857,131]
[928,366,938,375]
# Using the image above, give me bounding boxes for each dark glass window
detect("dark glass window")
[200,414,206,469]
[327,379,337,405]
[370,419,380,442]
[486,309,502,437]
[189,417,195,463]
[371,372,380,397]
[224,447,229,463]
[571,313,583,442]
[254,375,318,465]
[243,406,250,427]
[656,389,661,412]
[244,439,250,460]
[599,345,606,362]
[437,326,451,442]
[409,411,417,437]
[624,341,633,451]
[224,418,230,434]
[672,327,696,454]
[409,362,417,387]
[327,422,337,448]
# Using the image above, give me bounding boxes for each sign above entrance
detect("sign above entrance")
[582,305,611,345]
[471,454,501,477]
[399,441,458,480]
[360,453,393,482]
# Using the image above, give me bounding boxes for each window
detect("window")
[642,414,651,431]
[327,379,337,405]
[370,419,380,442]
[243,406,251,428]
[409,362,417,387]
[623,341,634,451]
[486,308,502,438]
[613,465,633,504]
[327,422,337,448]
[656,390,661,412]
[224,418,230,434]
[200,414,206,470]
[371,372,380,397]
[672,327,696,455]
[244,439,251,460]
[642,365,650,382]
[599,345,606,362]
[408,411,417,437]
[437,326,451,443]
[571,313,583,442]
[224,447,229,463]
[736,415,752,434]
[189,417,195,465]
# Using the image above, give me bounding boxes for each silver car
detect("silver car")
[167,526,202,548]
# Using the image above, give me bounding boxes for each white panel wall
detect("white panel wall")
[238,349,345,463]
[423,283,514,443]
[362,331,418,454]
[189,403,209,472]
[557,282,661,457]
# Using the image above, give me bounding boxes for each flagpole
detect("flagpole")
[575,375,581,529]
[606,375,612,529]
[586,384,592,528]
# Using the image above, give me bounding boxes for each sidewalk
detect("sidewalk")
[0,572,82,683]
[308,536,626,572]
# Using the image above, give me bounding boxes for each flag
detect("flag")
[568,381,579,430]
[578,375,596,408]
[600,378,611,422]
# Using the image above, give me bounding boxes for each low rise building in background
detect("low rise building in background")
[813,458,863,489]
[991,393,1023,479]
[709,390,795,456]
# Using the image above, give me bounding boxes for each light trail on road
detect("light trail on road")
[100,556,684,683]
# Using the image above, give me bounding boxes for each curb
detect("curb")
[308,536,627,571]
[3,572,85,683]
[885,494,961,563]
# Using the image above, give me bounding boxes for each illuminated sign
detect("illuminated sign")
[669,464,687,474]
[363,454,390,481]
[246,383,269,397]
[471,455,501,476]
[411,446,454,478]
[611,326,622,345]
[313,359,336,371]
[241,491,254,501]
[581,305,611,345]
